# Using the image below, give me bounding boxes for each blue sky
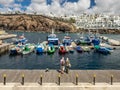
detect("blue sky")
[0,0,119,15]
[14,0,95,8]
[13,0,95,12]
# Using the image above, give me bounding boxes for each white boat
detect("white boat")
[41,41,48,52]
[68,45,74,53]
[108,39,120,46]
[81,46,91,52]
[100,43,112,48]
[22,44,35,55]
[100,36,108,41]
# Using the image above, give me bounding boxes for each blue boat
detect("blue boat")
[47,30,59,45]
[13,34,28,45]
[96,47,111,55]
[63,36,72,46]
[10,48,18,55]
[76,46,83,53]
[10,46,23,55]
[92,38,100,46]
[75,36,91,45]
[36,44,44,54]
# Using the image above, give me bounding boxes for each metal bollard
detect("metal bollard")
[3,74,6,85]
[76,74,78,85]
[93,74,96,85]
[58,74,61,85]
[111,75,113,85]
[21,74,24,85]
[40,75,42,85]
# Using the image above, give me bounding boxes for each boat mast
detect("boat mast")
[52,28,54,34]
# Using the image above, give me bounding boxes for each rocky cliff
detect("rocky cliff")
[0,14,76,32]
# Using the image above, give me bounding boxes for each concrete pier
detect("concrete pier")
[0,83,120,90]
[0,70,119,83]
[0,43,11,54]
[0,34,17,40]
[0,70,120,90]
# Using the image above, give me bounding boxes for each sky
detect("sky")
[0,0,120,16]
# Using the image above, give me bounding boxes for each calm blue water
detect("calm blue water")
[0,31,120,70]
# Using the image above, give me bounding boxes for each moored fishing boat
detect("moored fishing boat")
[76,46,83,53]
[58,45,67,54]
[68,46,74,53]
[22,43,35,55]
[10,47,19,55]
[100,43,113,49]
[64,45,74,53]
[62,35,72,46]
[107,39,120,46]
[75,36,91,45]
[81,46,91,52]
[94,45,113,55]
[47,29,59,45]
[47,44,55,54]
[35,44,44,54]
[13,34,28,45]
[92,38,100,46]
[10,43,25,55]
[10,46,23,55]
[95,47,112,55]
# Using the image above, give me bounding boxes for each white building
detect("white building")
[75,14,120,30]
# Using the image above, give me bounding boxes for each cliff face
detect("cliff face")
[0,15,76,32]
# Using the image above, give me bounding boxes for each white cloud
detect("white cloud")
[63,0,90,15]
[0,0,119,16]
[26,0,90,16]
[0,0,14,5]
[89,0,120,14]
[0,0,23,13]
[31,0,45,3]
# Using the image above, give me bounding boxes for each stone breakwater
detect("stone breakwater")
[0,14,76,32]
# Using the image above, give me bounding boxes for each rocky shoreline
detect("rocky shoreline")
[0,14,76,33]
[78,29,120,34]
[0,14,120,34]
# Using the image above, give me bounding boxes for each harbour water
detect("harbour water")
[0,31,120,70]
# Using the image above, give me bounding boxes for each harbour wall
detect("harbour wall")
[0,43,10,54]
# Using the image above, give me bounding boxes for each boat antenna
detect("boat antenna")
[38,38,40,44]
[66,32,69,36]
[22,33,24,36]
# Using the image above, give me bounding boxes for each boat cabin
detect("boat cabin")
[63,36,72,46]
[48,38,59,45]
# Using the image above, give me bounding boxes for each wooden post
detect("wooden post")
[3,74,6,85]
[93,74,96,85]
[111,75,113,85]
[21,74,24,85]
[58,74,61,85]
[76,74,78,85]
[40,75,42,85]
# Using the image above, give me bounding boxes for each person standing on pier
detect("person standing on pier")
[60,57,65,74]
[65,57,71,73]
